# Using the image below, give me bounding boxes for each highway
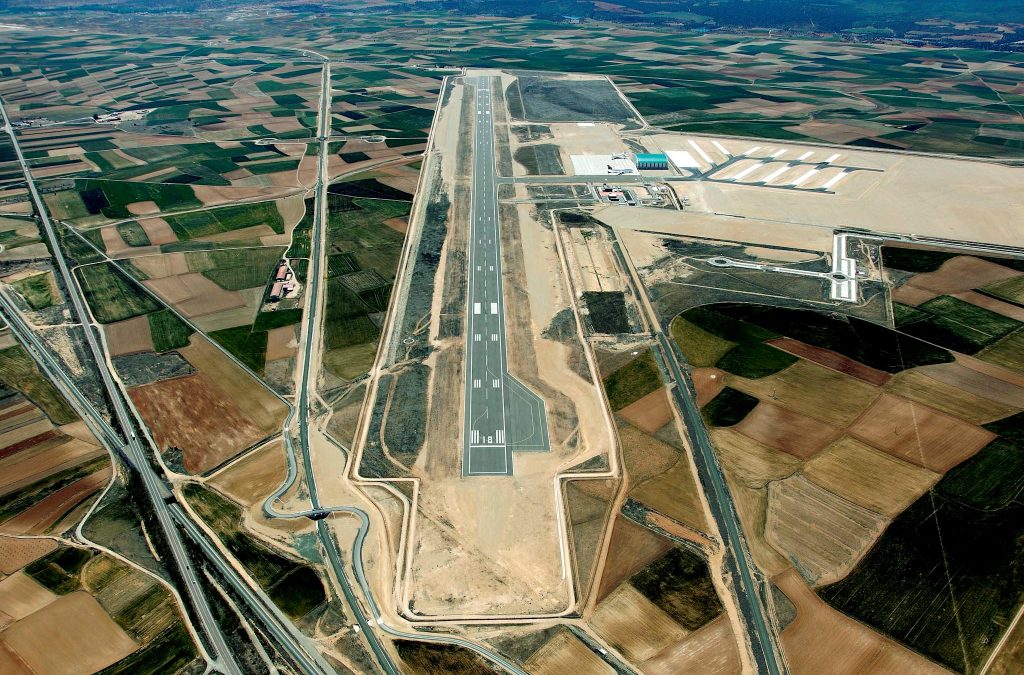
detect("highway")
[0,95,244,675]
[463,75,548,476]
[657,333,786,675]
[603,224,785,674]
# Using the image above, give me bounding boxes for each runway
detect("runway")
[463,76,549,477]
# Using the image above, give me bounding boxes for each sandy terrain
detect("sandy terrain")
[525,629,615,675]
[776,569,949,674]
[735,403,841,460]
[103,315,154,356]
[617,387,672,433]
[766,475,887,585]
[648,133,1024,247]
[802,436,938,518]
[849,392,994,472]
[129,373,265,474]
[0,591,137,675]
[0,537,56,575]
[590,584,689,663]
[599,207,835,254]
[728,360,881,427]
[0,573,56,620]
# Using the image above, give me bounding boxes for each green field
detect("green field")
[148,310,194,352]
[821,412,1024,673]
[186,246,283,291]
[603,349,662,410]
[674,306,795,378]
[701,386,759,427]
[630,547,724,631]
[12,273,55,310]
[76,263,160,323]
[76,179,201,219]
[165,201,285,241]
[182,485,326,620]
[0,346,79,424]
[896,295,1021,355]
[209,324,268,374]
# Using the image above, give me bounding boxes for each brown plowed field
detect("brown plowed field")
[691,367,727,407]
[802,436,938,518]
[0,467,110,535]
[590,584,689,663]
[729,360,880,427]
[767,338,890,386]
[208,440,286,506]
[525,630,615,675]
[180,336,286,434]
[596,516,673,602]
[638,615,740,675]
[916,359,1024,408]
[776,569,949,674]
[630,455,707,532]
[129,372,265,474]
[0,437,104,497]
[891,256,1020,302]
[0,573,56,620]
[712,428,801,488]
[884,369,1018,424]
[138,218,177,245]
[766,475,888,585]
[0,537,56,575]
[0,641,30,675]
[617,387,673,434]
[735,402,842,460]
[0,591,137,675]
[849,393,994,472]
[145,273,246,318]
[264,325,297,362]
[103,315,154,356]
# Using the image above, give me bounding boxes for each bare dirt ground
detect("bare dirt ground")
[617,387,673,434]
[848,392,994,472]
[0,591,137,675]
[129,372,265,474]
[0,538,56,575]
[103,315,154,356]
[734,403,841,460]
[801,436,938,518]
[645,132,1024,247]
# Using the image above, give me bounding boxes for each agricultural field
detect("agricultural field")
[0,385,109,536]
[182,484,326,621]
[0,543,198,674]
[322,172,415,380]
[676,272,1024,672]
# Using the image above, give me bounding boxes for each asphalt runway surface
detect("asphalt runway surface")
[463,76,548,477]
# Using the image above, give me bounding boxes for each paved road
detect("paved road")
[463,76,548,477]
[0,96,244,675]
[656,333,786,675]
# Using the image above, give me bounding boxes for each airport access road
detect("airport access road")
[0,95,244,675]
